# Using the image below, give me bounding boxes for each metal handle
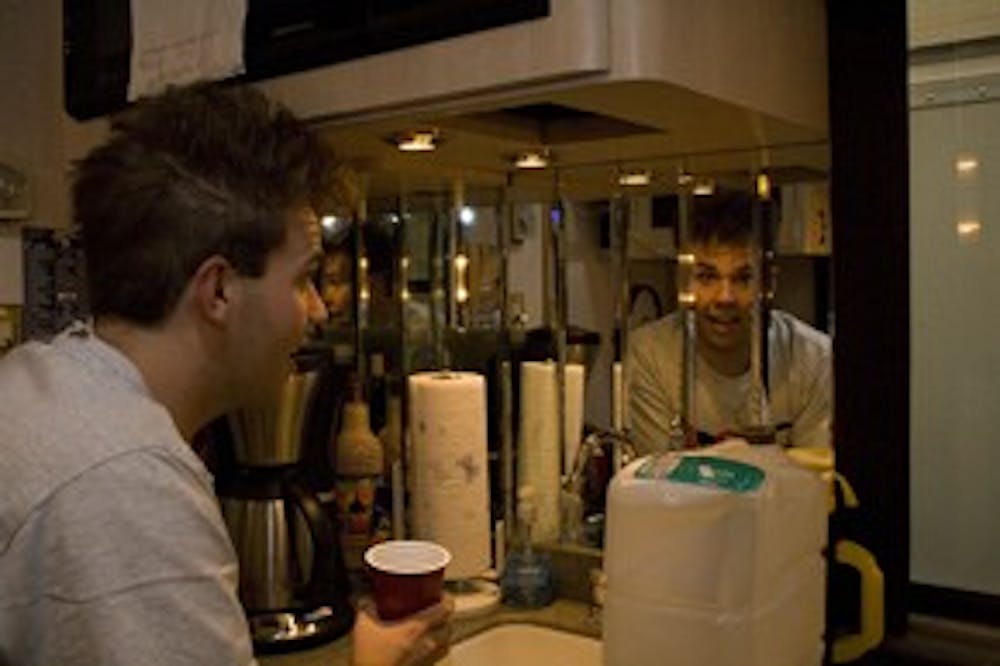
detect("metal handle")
[285,477,337,604]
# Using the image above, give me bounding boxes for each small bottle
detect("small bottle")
[378,391,403,474]
[500,485,554,608]
[376,389,403,538]
[333,377,385,571]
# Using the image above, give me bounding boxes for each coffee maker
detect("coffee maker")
[216,352,354,652]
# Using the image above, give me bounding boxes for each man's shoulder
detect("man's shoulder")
[771,310,831,352]
[770,311,831,382]
[0,335,189,550]
[630,312,682,347]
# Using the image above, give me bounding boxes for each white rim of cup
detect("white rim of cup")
[364,540,452,575]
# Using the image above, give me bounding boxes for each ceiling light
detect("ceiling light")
[756,173,771,199]
[514,151,549,169]
[955,154,978,175]
[458,206,476,226]
[396,130,438,152]
[957,218,982,243]
[692,178,715,196]
[618,169,652,187]
[319,214,350,240]
[677,163,694,187]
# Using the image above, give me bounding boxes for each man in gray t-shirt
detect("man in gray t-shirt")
[626,190,832,455]
[0,84,451,666]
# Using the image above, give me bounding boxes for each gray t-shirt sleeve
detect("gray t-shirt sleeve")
[787,327,833,448]
[626,323,675,456]
[8,449,255,666]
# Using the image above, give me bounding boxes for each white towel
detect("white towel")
[128,0,247,101]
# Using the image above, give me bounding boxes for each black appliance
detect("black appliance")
[63,0,551,120]
[215,352,353,653]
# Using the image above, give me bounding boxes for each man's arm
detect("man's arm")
[789,329,833,448]
[20,450,255,666]
[626,325,675,456]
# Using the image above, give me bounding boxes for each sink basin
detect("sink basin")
[443,623,601,666]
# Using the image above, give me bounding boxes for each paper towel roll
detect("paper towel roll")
[517,361,573,543]
[563,363,586,475]
[408,371,491,580]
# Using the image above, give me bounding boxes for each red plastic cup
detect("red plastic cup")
[364,540,451,621]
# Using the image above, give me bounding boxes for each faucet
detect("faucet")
[566,429,638,493]
[561,429,637,546]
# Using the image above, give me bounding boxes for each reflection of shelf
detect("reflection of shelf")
[777,182,831,256]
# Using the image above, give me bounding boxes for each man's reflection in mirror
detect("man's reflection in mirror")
[318,219,400,330]
[626,189,832,455]
[320,243,354,325]
[317,221,431,356]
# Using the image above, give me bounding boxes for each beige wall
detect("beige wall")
[0,0,108,231]
[910,0,1000,48]
[910,86,1000,597]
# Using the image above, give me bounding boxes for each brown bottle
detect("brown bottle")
[333,378,384,571]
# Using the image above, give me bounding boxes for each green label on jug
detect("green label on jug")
[636,455,765,493]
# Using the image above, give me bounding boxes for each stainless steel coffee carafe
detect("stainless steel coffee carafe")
[219,361,352,652]
[228,369,319,466]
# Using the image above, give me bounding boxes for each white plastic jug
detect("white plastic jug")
[602,440,828,666]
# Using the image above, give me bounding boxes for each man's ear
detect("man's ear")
[191,255,236,324]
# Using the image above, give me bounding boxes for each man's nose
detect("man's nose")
[716,277,738,302]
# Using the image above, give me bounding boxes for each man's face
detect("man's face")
[689,241,757,354]
[230,207,328,404]
[321,250,353,317]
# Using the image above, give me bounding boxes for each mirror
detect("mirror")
[312,111,831,555]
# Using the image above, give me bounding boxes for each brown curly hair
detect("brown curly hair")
[690,188,755,247]
[73,83,352,324]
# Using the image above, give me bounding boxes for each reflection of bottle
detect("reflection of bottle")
[378,393,402,473]
[500,486,554,608]
[376,390,402,538]
[333,378,384,571]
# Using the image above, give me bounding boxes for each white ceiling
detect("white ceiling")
[315,78,829,204]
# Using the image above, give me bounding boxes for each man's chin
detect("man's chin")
[697,326,748,353]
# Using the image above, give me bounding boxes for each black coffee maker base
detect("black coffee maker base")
[250,604,355,655]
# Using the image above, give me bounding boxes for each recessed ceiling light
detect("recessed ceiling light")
[957,218,982,242]
[955,154,978,175]
[692,178,715,196]
[514,151,550,169]
[618,169,652,186]
[319,214,349,240]
[396,130,438,152]
[458,206,476,226]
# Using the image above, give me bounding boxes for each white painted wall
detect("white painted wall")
[910,0,1000,48]
[0,0,108,232]
[565,201,616,430]
[910,76,1000,595]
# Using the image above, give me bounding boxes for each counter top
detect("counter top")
[258,599,599,666]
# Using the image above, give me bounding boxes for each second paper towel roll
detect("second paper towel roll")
[518,361,585,543]
[408,371,491,580]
